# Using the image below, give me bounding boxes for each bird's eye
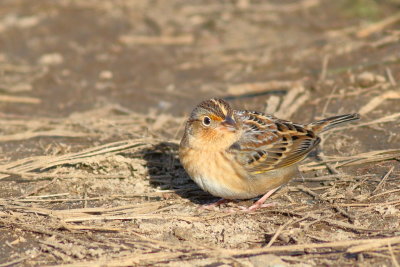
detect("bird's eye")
[202,116,211,126]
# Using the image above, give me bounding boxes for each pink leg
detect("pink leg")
[244,187,281,212]
[200,198,230,210]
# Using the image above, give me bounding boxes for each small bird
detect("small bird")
[179,98,360,211]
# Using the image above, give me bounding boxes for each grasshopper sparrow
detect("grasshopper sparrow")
[179,98,360,211]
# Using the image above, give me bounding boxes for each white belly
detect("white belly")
[180,147,298,199]
[191,173,255,199]
[180,149,257,199]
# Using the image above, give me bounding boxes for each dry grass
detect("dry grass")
[1,104,400,266]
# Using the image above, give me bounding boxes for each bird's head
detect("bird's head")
[182,98,241,149]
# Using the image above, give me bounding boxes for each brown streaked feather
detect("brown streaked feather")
[191,98,233,120]
[229,110,322,174]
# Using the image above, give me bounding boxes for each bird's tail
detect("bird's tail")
[307,113,360,133]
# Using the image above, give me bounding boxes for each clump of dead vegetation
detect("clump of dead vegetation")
[1,75,400,266]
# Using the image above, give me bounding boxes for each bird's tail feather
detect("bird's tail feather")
[307,113,360,133]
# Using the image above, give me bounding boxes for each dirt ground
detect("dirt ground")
[1,0,400,266]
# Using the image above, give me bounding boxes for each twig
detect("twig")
[222,236,400,256]
[0,256,31,267]
[0,218,97,247]
[39,239,82,260]
[358,91,400,116]
[335,200,400,207]
[23,193,69,198]
[300,148,400,172]
[0,130,93,142]
[59,223,121,232]
[0,139,158,177]
[182,0,320,14]
[368,188,400,200]
[274,84,309,119]
[0,170,35,180]
[279,91,309,119]
[372,166,394,194]
[83,184,88,208]
[321,86,337,117]
[386,67,397,86]
[227,80,302,96]
[296,185,319,199]
[8,198,90,203]
[266,218,295,247]
[296,186,356,224]
[318,152,340,175]
[357,11,400,38]
[332,205,355,224]
[0,95,41,104]
[347,236,400,253]
[293,174,374,182]
[119,35,194,46]
[265,95,281,114]
[21,177,58,197]
[0,170,127,181]
[388,242,400,267]
[318,55,330,82]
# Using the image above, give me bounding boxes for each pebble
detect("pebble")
[357,71,386,87]
[38,53,64,66]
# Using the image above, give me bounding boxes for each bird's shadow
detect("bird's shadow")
[138,142,218,205]
[136,141,324,206]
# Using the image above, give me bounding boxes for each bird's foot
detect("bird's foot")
[241,201,277,212]
[199,199,230,210]
[241,187,281,212]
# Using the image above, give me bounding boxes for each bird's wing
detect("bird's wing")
[229,110,320,174]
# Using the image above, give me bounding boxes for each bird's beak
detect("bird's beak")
[221,116,237,131]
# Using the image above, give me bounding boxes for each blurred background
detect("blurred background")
[1,0,398,115]
[1,0,399,157]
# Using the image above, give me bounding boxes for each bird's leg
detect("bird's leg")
[244,187,281,212]
[200,198,231,210]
